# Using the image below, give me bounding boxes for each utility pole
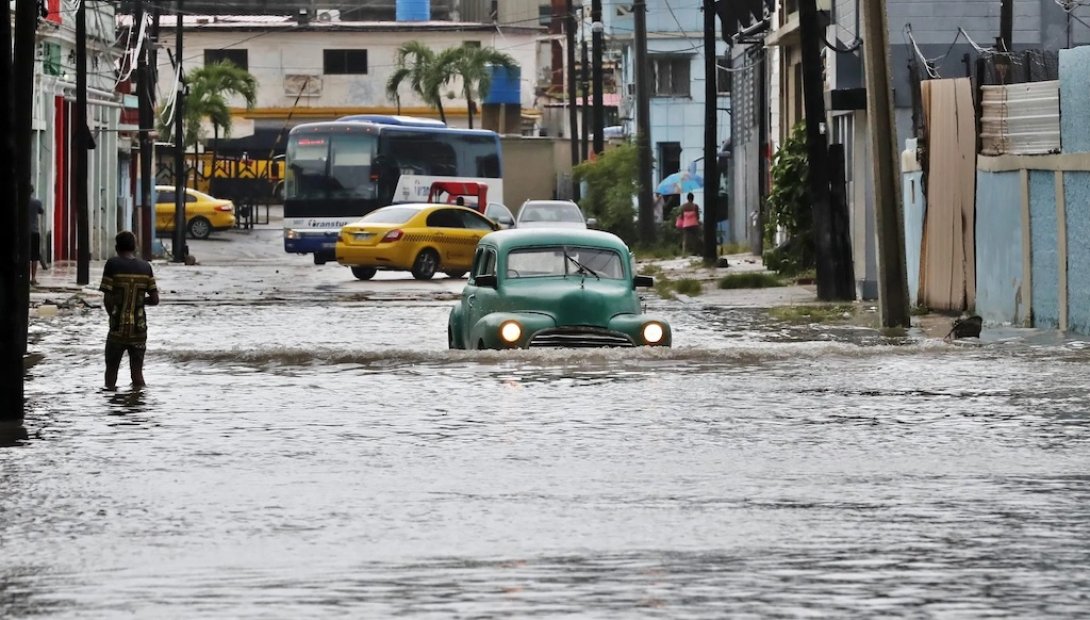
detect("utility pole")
[13,0,37,360]
[565,0,579,176]
[75,0,91,285]
[581,35,589,161]
[862,0,910,327]
[136,1,154,260]
[172,3,187,263]
[1,0,40,422]
[999,0,1013,52]
[797,0,853,300]
[702,0,719,264]
[634,0,653,244]
[590,0,604,155]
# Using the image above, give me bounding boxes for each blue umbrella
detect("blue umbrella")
[655,170,703,196]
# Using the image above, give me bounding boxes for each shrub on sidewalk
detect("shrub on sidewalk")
[718,272,784,289]
[764,122,815,276]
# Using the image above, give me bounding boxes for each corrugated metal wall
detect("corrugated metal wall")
[980,82,1061,156]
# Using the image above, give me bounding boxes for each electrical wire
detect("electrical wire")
[903,24,940,78]
[824,0,862,54]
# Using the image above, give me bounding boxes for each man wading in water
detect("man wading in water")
[99,230,160,390]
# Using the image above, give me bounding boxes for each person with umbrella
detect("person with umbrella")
[675,192,701,255]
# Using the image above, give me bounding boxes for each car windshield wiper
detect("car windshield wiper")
[564,249,600,279]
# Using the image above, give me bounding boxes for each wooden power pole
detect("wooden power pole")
[76,0,91,285]
[797,0,854,301]
[702,0,719,264]
[862,0,910,327]
[634,0,654,245]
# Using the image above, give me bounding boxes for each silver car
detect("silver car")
[515,199,589,229]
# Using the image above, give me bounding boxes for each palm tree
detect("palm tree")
[438,45,519,129]
[386,41,452,124]
[159,61,257,185]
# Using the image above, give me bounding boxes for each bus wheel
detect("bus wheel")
[411,249,438,280]
[351,266,377,280]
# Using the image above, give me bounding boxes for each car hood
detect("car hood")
[500,278,640,327]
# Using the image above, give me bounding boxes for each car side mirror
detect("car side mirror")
[475,274,498,288]
[634,275,654,288]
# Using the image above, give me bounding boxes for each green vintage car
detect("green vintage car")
[448,228,672,349]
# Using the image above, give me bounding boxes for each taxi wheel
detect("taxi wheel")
[444,271,466,279]
[187,217,212,239]
[411,249,438,280]
[351,266,377,280]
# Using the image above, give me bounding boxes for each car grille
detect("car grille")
[529,327,635,348]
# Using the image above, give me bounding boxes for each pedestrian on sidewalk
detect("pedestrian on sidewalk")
[28,185,44,285]
[675,192,701,256]
[99,230,160,390]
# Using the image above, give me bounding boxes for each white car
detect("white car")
[515,199,590,229]
[484,202,516,229]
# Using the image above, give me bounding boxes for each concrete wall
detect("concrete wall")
[1064,172,1090,334]
[974,170,1025,325]
[970,157,1090,334]
[158,26,540,121]
[1028,170,1060,328]
[499,136,571,210]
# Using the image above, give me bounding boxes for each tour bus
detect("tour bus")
[282,115,504,264]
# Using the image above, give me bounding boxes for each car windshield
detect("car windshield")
[358,207,419,224]
[520,202,584,223]
[506,246,624,279]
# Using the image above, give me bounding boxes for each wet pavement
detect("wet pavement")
[5,220,1090,618]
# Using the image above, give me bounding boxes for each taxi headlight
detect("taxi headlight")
[500,321,522,344]
[284,229,300,240]
[642,322,665,344]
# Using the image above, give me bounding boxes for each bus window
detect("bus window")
[329,134,377,198]
[455,134,502,178]
[384,132,458,177]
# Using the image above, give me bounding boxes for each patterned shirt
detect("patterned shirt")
[99,256,158,345]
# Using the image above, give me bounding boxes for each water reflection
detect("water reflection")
[7,296,1090,617]
[103,388,153,420]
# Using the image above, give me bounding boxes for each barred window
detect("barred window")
[324,50,368,75]
[652,56,691,97]
[204,49,248,71]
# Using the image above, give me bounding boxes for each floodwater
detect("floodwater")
[5,240,1090,618]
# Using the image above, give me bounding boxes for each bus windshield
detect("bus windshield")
[286,133,379,201]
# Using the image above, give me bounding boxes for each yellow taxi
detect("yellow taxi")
[155,186,237,239]
[336,203,499,280]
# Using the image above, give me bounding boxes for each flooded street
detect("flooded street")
[5,227,1090,618]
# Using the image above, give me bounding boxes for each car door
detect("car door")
[455,210,498,269]
[155,190,175,230]
[464,246,499,342]
[424,208,467,267]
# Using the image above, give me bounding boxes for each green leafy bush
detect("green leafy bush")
[763,122,815,276]
[574,142,639,243]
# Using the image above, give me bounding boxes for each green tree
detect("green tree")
[386,41,453,124]
[763,121,814,275]
[159,61,257,148]
[158,61,257,186]
[574,142,639,243]
[437,44,519,129]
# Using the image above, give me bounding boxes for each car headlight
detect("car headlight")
[642,322,665,345]
[284,229,300,239]
[500,321,522,344]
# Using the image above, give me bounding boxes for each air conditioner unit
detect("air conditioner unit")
[316,9,340,22]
